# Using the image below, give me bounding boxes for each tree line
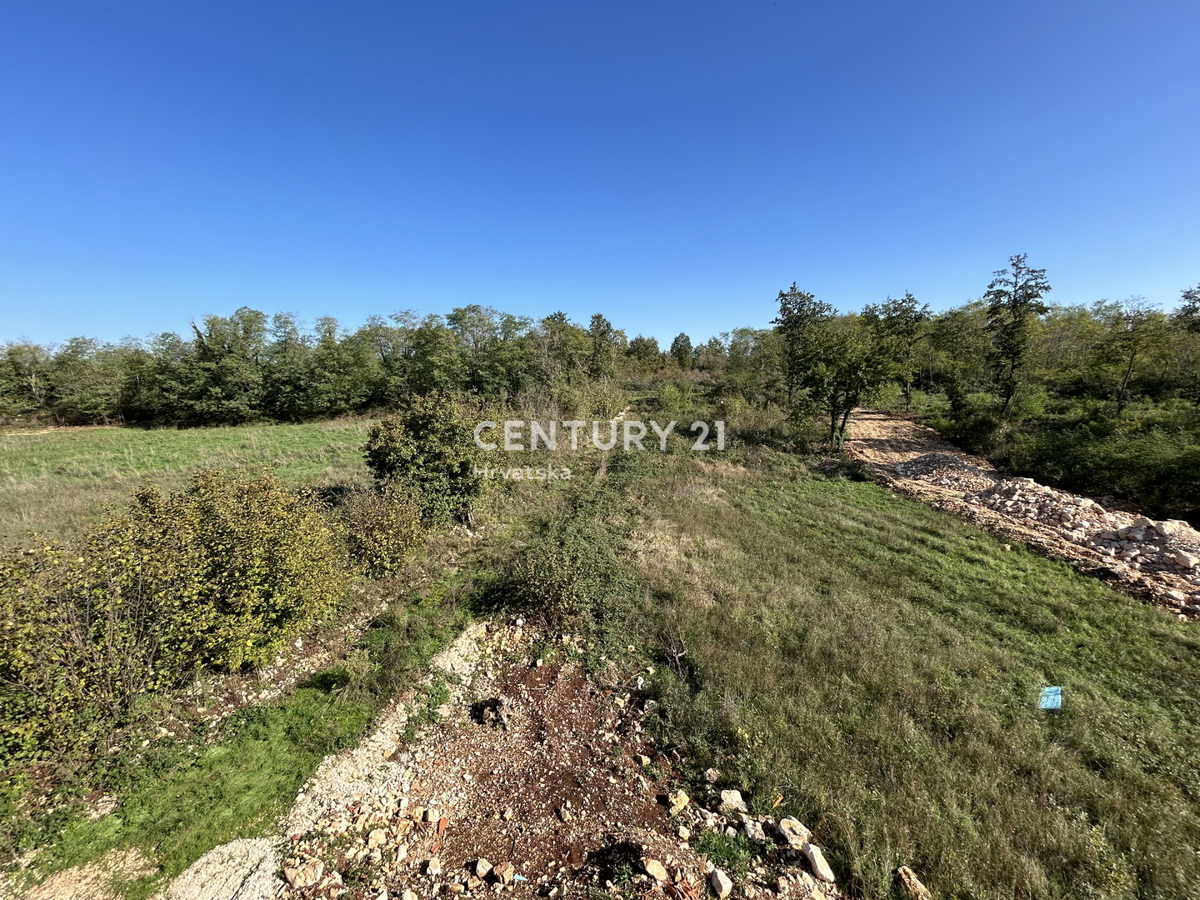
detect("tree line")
[0,305,788,426]
[3,257,1198,446]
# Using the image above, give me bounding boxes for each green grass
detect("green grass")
[0,419,374,542]
[585,446,1200,900]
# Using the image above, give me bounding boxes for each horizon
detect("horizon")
[3,1,1198,346]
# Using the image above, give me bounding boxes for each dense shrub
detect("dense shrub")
[340,485,424,577]
[0,468,351,761]
[363,393,492,524]
[507,461,637,631]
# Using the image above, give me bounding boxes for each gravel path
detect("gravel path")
[844,410,1200,619]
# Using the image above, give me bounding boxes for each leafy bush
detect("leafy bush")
[363,394,491,524]
[506,460,638,632]
[340,485,424,577]
[0,468,351,761]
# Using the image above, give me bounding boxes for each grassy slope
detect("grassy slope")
[621,448,1200,900]
[0,420,373,543]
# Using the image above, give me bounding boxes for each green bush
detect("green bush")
[506,460,638,633]
[340,485,424,577]
[0,468,351,761]
[363,394,491,524]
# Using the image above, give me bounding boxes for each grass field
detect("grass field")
[0,420,374,543]
[8,415,1200,900]
[611,446,1200,900]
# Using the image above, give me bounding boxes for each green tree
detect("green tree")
[694,336,727,373]
[408,316,465,396]
[928,302,991,417]
[626,335,661,368]
[1093,298,1170,416]
[0,342,52,420]
[983,254,1052,416]
[1176,283,1200,333]
[587,313,621,379]
[669,333,693,369]
[862,292,931,409]
[773,286,889,446]
[262,313,315,422]
[45,337,125,424]
[772,285,833,403]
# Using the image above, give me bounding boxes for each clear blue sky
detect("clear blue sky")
[2,0,1198,346]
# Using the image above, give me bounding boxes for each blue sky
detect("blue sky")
[2,0,1198,346]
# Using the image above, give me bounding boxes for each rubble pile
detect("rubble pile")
[965,478,1200,582]
[893,453,998,493]
[848,411,1200,617]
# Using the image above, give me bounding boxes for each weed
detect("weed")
[692,829,753,877]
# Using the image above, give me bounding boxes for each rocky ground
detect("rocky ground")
[845,410,1200,620]
[152,619,866,900]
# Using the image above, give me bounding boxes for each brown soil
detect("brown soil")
[276,621,844,900]
[843,409,1200,620]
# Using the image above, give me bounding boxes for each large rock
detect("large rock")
[166,838,284,900]
[642,858,669,883]
[802,842,836,883]
[709,868,733,899]
[667,790,690,816]
[719,790,748,813]
[1155,519,1189,537]
[777,817,811,848]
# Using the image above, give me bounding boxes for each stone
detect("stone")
[704,768,721,783]
[668,790,690,815]
[426,857,443,876]
[367,828,387,850]
[897,866,931,900]
[494,862,516,884]
[1175,551,1199,569]
[475,859,494,879]
[710,868,733,899]
[719,790,748,813]
[284,858,324,889]
[802,843,835,883]
[642,858,669,882]
[677,825,691,841]
[744,819,766,843]
[403,891,419,900]
[777,817,811,848]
